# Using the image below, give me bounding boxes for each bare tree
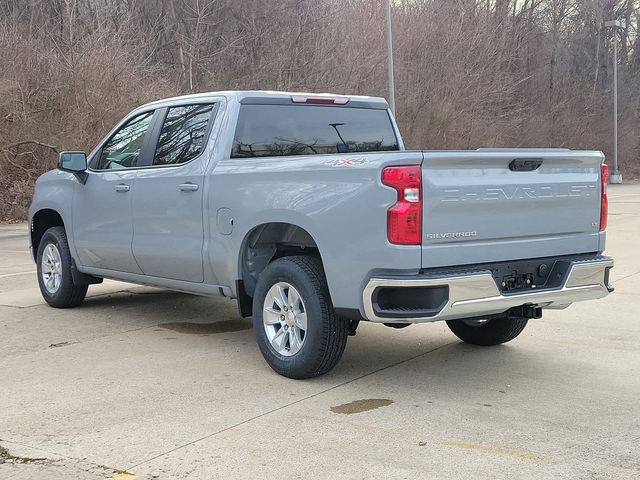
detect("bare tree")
[1,0,639,219]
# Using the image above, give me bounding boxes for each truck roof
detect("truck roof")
[136,90,390,111]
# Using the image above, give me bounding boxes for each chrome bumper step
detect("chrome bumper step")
[363,256,614,323]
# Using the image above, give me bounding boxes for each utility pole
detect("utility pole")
[385,0,396,115]
[605,20,624,184]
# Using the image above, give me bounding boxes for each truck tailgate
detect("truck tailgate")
[421,149,604,269]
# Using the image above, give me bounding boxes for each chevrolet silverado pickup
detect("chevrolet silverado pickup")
[29,90,614,379]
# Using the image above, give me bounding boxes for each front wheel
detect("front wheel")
[252,256,348,379]
[36,226,88,308]
[446,316,528,346]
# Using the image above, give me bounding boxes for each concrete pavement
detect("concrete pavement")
[1,185,639,479]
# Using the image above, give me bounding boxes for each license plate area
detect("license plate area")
[491,258,572,294]
[500,272,535,291]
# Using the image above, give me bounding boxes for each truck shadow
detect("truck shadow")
[79,288,571,390]
[80,288,241,327]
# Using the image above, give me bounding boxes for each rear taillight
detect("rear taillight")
[600,163,609,231]
[382,165,422,245]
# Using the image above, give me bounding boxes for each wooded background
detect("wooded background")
[1,0,638,220]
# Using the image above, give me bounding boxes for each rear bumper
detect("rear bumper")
[362,256,614,324]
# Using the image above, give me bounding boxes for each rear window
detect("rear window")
[154,104,215,166]
[231,104,399,158]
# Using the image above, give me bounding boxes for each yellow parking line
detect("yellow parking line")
[444,440,544,461]
[0,271,35,279]
[106,473,137,480]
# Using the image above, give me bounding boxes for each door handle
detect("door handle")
[114,184,130,192]
[179,183,199,192]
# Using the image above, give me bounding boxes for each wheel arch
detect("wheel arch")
[236,222,325,317]
[30,208,65,261]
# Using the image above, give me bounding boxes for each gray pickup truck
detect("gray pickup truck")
[29,90,614,378]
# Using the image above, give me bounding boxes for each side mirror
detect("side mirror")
[58,151,88,184]
[58,151,87,173]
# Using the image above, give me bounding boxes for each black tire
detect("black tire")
[36,226,88,308]
[446,316,528,346]
[252,256,349,379]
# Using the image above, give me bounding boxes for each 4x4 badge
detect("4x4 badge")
[325,157,368,167]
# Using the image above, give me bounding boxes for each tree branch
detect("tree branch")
[0,141,59,153]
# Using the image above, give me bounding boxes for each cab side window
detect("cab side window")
[153,104,215,166]
[97,111,154,170]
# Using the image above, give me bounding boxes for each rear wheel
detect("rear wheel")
[36,226,88,308]
[252,256,348,379]
[446,316,528,346]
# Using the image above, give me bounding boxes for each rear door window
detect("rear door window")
[153,104,215,166]
[231,105,399,158]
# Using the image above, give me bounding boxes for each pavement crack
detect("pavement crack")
[0,270,36,279]
[614,270,640,283]
[128,341,456,470]
[3,323,163,361]
[0,439,133,477]
[0,444,54,466]
[0,289,166,310]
